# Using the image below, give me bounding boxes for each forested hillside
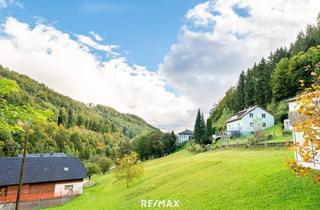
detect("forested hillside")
[0,65,155,160]
[210,15,320,132]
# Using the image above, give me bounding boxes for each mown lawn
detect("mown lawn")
[220,124,292,145]
[46,149,320,210]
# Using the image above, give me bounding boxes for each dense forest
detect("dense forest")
[0,65,155,160]
[210,15,320,132]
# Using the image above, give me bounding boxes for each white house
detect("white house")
[226,106,275,137]
[178,130,193,143]
[287,98,320,170]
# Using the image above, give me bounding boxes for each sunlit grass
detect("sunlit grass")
[46,149,319,210]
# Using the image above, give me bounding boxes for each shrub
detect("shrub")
[186,142,205,153]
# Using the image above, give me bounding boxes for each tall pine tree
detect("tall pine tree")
[193,109,206,144]
[235,71,246,111]
[204,118,213,145]
[244,68,255,107]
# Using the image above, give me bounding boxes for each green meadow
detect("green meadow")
[47,149,320,210]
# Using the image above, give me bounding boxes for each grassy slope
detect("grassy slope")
[220,124,292,145]
[47,149,320,210]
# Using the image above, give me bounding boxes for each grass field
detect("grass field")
[46,149,320,210]
[220,124,292,146]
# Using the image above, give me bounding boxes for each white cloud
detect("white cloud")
[159,0,320,118]
[0,17,196,131]
[76,34,119,57]
[89,31,103,41]
[1,0,319,131]
[0,0,23,9]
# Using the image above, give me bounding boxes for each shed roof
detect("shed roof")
[0,155,87,186]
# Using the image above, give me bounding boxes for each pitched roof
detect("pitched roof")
[178,129,193,135]
[0,155,87,186]
[226,106,274,123]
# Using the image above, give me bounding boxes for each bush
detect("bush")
[89,155,113,174]
[211,141,221,150]
[282,130,292,137]
[267,100,288,123]
[266,134,274,140]
[186,143,205,153]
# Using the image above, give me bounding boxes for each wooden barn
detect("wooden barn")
[0,153,87,204]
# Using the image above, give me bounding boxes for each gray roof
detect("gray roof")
[0,155,87,186]
[178,129,193,135]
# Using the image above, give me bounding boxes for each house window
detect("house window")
[250,122,254,127]
[0,187,7,196]
[249,113,253,118]
[262,123,267,127]
[64,185,73,191]
[262,114,266,118]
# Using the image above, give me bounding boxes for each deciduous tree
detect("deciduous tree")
[114,152,143,188]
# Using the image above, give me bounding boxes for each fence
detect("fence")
[0,190,79,210]
[215,132,293,149]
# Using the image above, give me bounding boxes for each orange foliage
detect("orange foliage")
[291,71,320,182]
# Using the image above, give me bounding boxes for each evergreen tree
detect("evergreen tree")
[244,69,255,107]
[235,71,246,111]
[67,108,75,128]
[57,107,68,126]
[193,109,206,144]
[200,113,206,144]
[204,118,213,145]
[193,109,202,144]
[254,58,272,107]
[271,58,291,101]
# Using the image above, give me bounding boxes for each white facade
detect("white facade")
[288,100,320,170]
[178,130,192,143]
[283,119,292,131]
[54,181,84,197]
[226,106,275,137]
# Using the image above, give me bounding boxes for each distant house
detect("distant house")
[287,98,320,170]
[226,106,275,137]
[178,130,193,143]
[0,153,87,206]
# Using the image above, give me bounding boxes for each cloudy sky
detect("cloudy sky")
[0,0,320,131]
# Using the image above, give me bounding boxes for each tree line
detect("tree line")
[0,66,154,161]
[133,130,177,160]
[210,15,320,132]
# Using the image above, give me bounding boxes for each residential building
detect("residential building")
[178,130,193,143]
[0,153,87,206]
[226,106,275,137]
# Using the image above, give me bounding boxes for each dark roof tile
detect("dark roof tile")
[0,155,87,186]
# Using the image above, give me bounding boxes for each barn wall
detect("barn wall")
[0,195,77,210]
[54,181,83,196]
[0,179,84,203]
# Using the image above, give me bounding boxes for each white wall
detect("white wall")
[178,134,191,143]
[227,121,241,131]
[227,107,275,135]
[54,181,84,197]
[241,107,274,133]
[289,101,320,170]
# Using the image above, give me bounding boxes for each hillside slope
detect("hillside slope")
[48,149,320,210]
[0,65,155,159]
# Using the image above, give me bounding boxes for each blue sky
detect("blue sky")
[0,0,204,70]
[0,0,319,130]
